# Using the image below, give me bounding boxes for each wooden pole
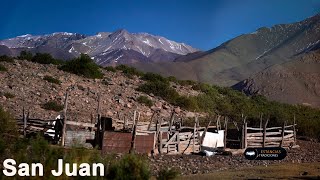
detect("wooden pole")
[201,120,211,145]
[158,118,163,154]
[293,115,297,145]
[262,119,269,148]
[224,117,228,150]
[177,131,180,153]
[97,93,101,124]
[147,111,156,131]
[130,120,137,154]
[244,121,247,148]
[193,122,196,153]
[168,111,175,134]
[132,110,137,129]
[280,121,286,147]
[61,91,69,146]
[259,113,263,133]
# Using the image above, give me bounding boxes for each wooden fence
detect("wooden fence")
[242,119,297,148]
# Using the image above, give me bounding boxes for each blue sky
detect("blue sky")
[0,0,319,50]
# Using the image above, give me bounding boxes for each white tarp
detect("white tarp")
[200,130,224,148]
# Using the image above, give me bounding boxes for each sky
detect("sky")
[0,0,319,50]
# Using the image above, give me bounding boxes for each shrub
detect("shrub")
[107,154,151,180]
[60,54,103,79]
[157,168,180,180]
[0,64,7,71]
[137,81,179,103]
[0,55,14,63]
[32,53,62,65]
[0,106,17,136]
[137,96,153,107]
[142,72,168,83]
[116,64,144,78]
[175,96,199,111]
[42,101,64,112]
[177,79,197,86]
[167,76,178,83]
[105,66,116,72]
[43,75,61,84]
[18,50,33,61]
[3,92,15,99]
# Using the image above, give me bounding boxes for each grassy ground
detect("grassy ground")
[180,163,320,180]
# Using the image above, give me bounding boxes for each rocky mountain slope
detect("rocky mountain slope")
[132,14,320,87]
[233,49,320,107]
[0,59,201,123]
[0,30,198,65]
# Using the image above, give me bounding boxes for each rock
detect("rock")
[162,104,170,109]
[186,112,195,118]
[151,106,161,111]
[117,99,125,105]
[125,103,132,108]
[155,101,162,108]
[174,107,181,113]
[106,111,113,117]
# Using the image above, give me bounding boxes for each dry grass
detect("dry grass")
[180,163,320,180]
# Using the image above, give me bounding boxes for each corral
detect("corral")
[16,91,298,156]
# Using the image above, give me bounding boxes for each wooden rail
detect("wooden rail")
[243,120,297,148]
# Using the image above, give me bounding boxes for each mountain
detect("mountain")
[0,30,198,65]
[233,49,320,107]
[132,14,320,86]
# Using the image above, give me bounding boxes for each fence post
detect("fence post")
[244,121,247,148]
[259,113,263,133]
[293,115,297,145]
[263,119,269,148]
[224,117,228,150]
[280,121,286,147]
[193,122,196,153]
[147,111,156,131]
[61,91,69,146]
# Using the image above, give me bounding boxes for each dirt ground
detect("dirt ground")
[149,140,320,176]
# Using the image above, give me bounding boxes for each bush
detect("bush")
[107,154,151,180]
[42,101,64,112]
[177,79,197,86]
[137,96,153,107]
[167,76,178,83]
[105,66,116,72]
[0,64,7,71]
[116,64,144,78]
[60,54,103,79]
[0,106,17,136]
[0,55,14,63]
[142,72,168,83]
[157,168,180,180]
[137,81,179,103]
[18,50,33,61]
[175,96,199,111]
[3,92,15,99]
[32,53,62,65]
[43,75,61,84]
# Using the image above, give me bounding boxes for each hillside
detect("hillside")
[0,59,201,123]
[1,56,320,140]
[132,14,320,87]
[233,49,320,108]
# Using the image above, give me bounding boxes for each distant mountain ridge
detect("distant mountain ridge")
[132,13,320,86]
[0,29,199,65]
